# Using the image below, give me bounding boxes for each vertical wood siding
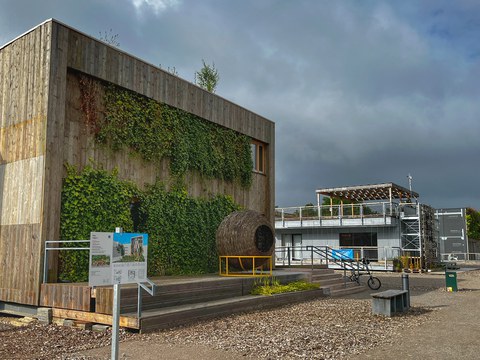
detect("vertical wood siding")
[0,22,51,305]
[0,20,274,306]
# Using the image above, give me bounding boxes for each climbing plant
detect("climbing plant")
[59,165,136,282]
[140,182,240,276]
[82,80,253,188]
[59,166,240,281]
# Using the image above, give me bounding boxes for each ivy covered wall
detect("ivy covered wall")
[58,73,270,281]
[60,166,239,281]
[79,75,253,188]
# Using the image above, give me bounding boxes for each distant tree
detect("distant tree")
[467,208,480,240]
[99,29,120,47]
[195,59,219,92]
[302,202,318,217]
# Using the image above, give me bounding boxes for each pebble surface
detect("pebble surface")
[1,270,478,360]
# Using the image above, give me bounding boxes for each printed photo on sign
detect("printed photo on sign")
[112,233,148,284]
[112,234,147,263]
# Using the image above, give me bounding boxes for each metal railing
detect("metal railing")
[274,245,402,270]
[275,202,422,227]
[43,239,156,321]
[43,240,90,283]
[440,253,480,262]
[219,256,273,277]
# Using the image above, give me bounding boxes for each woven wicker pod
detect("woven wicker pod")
[216,210,274,269]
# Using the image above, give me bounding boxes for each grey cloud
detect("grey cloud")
[1,0,478,210]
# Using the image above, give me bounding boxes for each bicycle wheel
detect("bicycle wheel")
[367,277,381,290]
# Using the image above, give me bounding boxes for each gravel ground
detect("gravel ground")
[1,269,479,360]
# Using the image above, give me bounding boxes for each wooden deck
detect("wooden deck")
[39,271,314,331]
[37,268,367,333]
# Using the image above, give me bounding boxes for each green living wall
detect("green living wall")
[59,166,240,282]
[59,75,253,281]
[80,76,253,188]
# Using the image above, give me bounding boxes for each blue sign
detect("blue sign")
[331,249,354,260]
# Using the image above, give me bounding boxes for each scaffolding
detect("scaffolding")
[399,203,437,269]
[420,204,438,268]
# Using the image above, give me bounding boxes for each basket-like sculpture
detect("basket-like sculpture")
[216,210,274,269]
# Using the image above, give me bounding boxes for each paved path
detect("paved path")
[357,271,480,359]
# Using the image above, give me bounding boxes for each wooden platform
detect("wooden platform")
[38,269,364,332]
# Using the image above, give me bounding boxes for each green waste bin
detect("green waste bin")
[445,271,458,292]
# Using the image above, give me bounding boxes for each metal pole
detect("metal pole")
[112,283,120,360]
[137,284,142,320]
[43,246,48,283]
[402,273,410,308]
[311,247,314,270]
[112,227,123,360]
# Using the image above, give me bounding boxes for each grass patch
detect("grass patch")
[251,277,320,296]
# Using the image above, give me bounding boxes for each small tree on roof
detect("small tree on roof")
[195,59,219,93]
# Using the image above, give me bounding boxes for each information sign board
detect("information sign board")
[89,232,148,286]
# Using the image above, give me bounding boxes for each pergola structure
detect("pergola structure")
[316,182,419,206]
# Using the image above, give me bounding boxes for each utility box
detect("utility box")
[445,271,458,292]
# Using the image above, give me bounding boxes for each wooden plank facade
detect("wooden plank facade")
[0,19,275,307]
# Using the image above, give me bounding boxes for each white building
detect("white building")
[275,183,438,269]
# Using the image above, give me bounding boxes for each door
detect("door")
[293,234,302,260]
[281,234,302,260]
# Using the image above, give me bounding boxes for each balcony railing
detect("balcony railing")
[274,245,403,270]
[275,202,421,228]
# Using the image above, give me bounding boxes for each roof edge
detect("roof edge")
[0,18,54,51]
[0,18,274,128]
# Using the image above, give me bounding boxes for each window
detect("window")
[339,233,378,260]
[251,140,266,173]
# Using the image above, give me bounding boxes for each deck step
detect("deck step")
[136,288,327,333]
[329,284,367,297]
[96,272,309,315]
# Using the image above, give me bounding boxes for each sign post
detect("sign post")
[88,230,149,360]
[111,227,122,360]
[112,281,121,360]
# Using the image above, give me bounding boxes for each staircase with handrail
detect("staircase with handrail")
[275,245,369,296]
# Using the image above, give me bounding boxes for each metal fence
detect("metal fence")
[274,245,403,270]
[275,202,401,223]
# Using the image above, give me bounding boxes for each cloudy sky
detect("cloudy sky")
[1,0,479,209]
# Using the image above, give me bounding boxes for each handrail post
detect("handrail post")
[311,246,314,270]
[43,245,48,284]
[287,247,291,267]
[137,284,142,320]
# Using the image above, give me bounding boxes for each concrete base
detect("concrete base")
[371,290,409,317]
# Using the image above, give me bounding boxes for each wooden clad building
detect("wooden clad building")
[0,19,275,307]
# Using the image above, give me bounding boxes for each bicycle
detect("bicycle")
[348,258,381,290]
